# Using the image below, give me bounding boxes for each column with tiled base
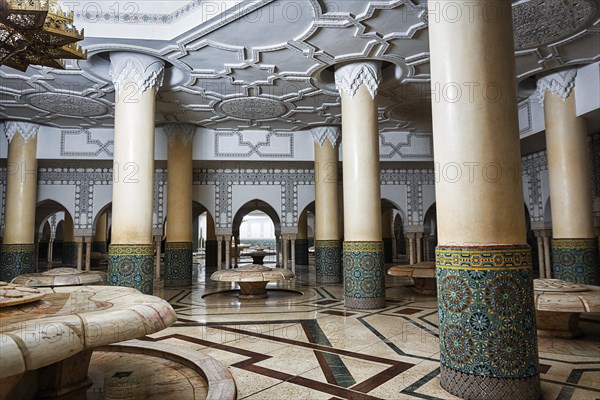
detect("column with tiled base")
[295,211,309,265]
[429,1,540,398]
[164,124,195,286]
[335,62,385,309]
[0,122,39,282]
[107,52,164,294]
[312,126,342,283]
[538,70,600,285]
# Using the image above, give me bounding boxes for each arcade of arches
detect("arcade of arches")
[1,1,600,399]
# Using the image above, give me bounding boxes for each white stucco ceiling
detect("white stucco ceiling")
[0,0,598,132]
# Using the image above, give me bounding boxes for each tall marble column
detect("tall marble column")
[93,212,108,253]
[429,1,540,398]
[335,61,385,309]
[164,124,195,286]
[62,213,77,266]
[224,235,232,269]
[107,52,164,294]
[84,236,92,271]
[76,237,84,271]
[0,122,39,281]
[538,70,599,285]
[312,126,342,283]
[295,211,309,265]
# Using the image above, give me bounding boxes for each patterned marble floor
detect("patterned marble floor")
[145,263,600,400]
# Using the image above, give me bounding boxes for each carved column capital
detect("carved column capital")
[311,126,341,147]
[109,52,165,95]
[4,121,40,143]
[163,124,197,146]
[536,69,577,103]
[334,61,381,99]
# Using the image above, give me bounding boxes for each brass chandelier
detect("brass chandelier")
[0,0,86,71]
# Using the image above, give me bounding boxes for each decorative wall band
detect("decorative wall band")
[551,238,599,285]
[0,243,35,282]
[165,241,193,287]
[343,241,385,309]
[436,245,539,393]
[108,244,154,294]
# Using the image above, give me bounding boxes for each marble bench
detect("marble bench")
[0,284,177,399]
[388,261,436,294]
[211,264,294,299]
[534,278,600,338]
[11,267,107,287]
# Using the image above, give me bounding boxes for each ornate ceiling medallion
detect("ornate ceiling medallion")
[217,97,289,120]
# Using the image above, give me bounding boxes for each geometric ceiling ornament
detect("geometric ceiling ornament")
[216,97,289,120]
[24,92,109,116]
[513,0,598,50]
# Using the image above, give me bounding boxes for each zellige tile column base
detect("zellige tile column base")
[0,243,35,281]
[61,242,78,266]
[315,240,342,283]
[343,241,385,309]
[108,244,154,294]
[295,239,309,265]
[551,239,599,285]
[437,246,541,400]
[165,241,193,287]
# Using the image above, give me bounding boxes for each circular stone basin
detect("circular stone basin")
[534,278,589,293]
[0,282,45,307]
[210,264,295,300]
[12,267,108,287]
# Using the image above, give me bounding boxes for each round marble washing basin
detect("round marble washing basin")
[210,264,295,299]
[11,267,108,287]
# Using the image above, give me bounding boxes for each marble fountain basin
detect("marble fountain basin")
[0,284,177,400]
[211,264,295,299]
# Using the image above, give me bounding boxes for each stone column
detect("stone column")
[234,237,239,268]
[93,212,107,253]
[406,234,416,264]
[47,236,55,266]
[290,235,296,273]
[62,213,77,266]
[76,237,84,271]
[282,236,289,270]
[205,214,218,273]
[154,235,162,281]
[224,235,232,269]
[335,61,385,309]
[216,235,223,271]
[295,211,309,265]
[534,231,546,278]
[275,235,281,267]
[429,1,540,397]
[164,124,195,286]
[416,233,423,263]
[538,70,599,285]
[84,236,92,271]
[107,52,164,294]
[312,126,342,283]
[0,122,39,281]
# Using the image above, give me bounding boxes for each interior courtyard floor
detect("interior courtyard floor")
[129,262,600,400]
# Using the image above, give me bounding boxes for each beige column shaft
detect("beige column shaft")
[166,130,193,242]
[297,212,308,240]
[225,235,231,269]
[416,234,423,263]
[430,0,526,245]
[4,133,38,244]
[544,92,595,238]
[341,85,381,241]
[314,140,340,240]
[76,239,83,271]
[291,237,296,273]
[85,237,92,271]
[408,235,415,264]
[110,54,162,245]
[283,236,289,269]
[543,235,552,278]
[536,235,545,278]
[95,213,107,242]
[47,238,54,265]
